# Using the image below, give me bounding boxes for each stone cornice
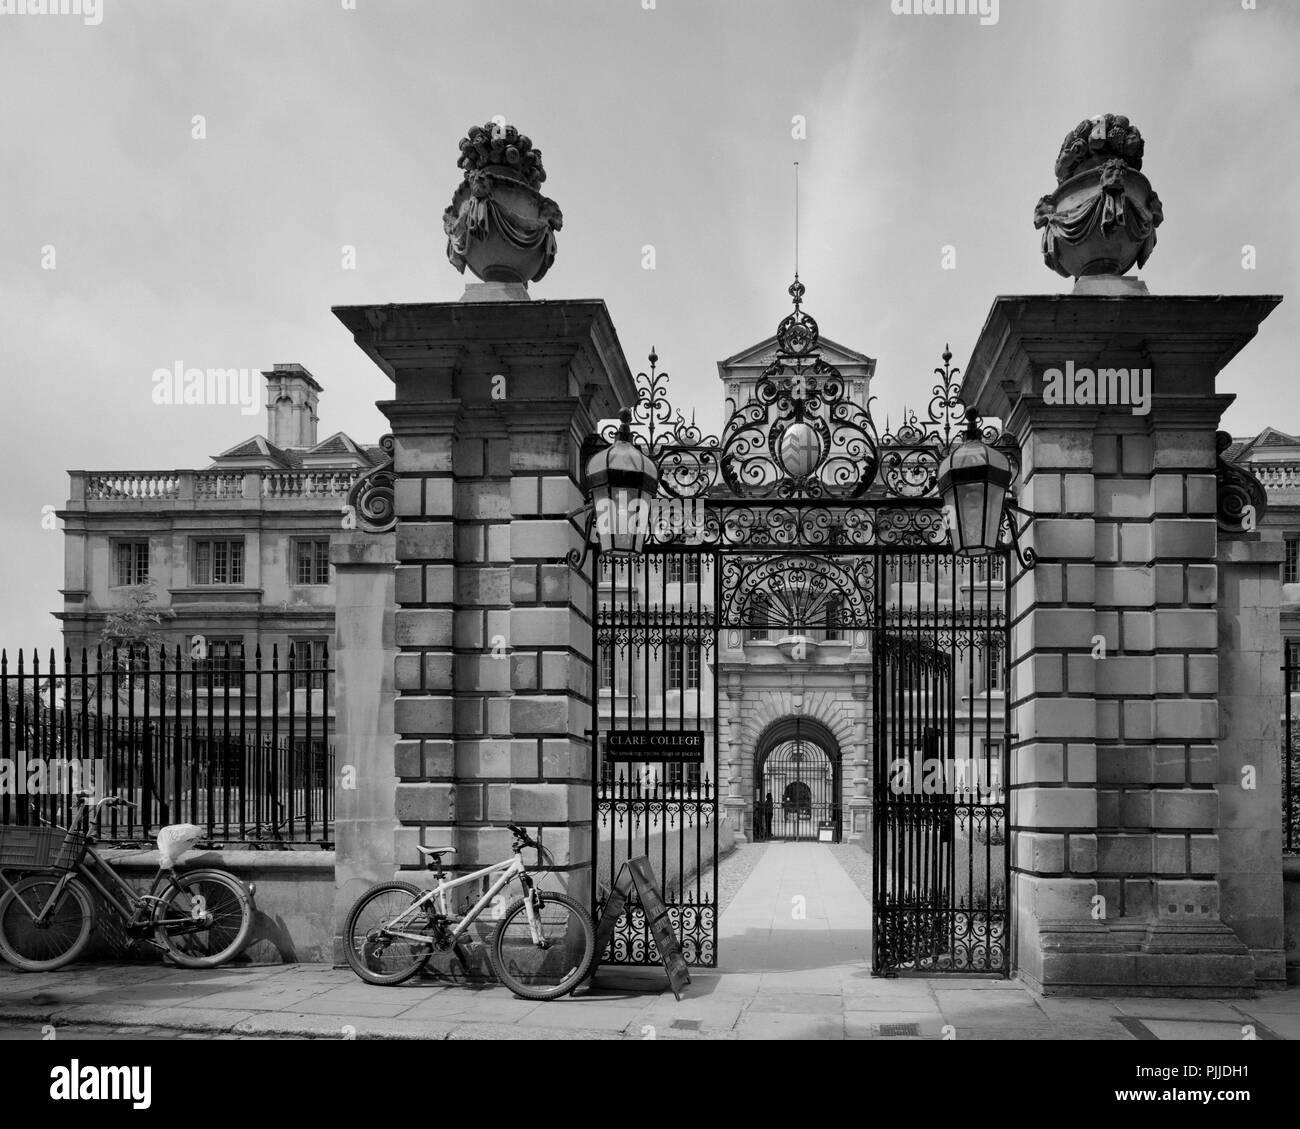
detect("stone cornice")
[333,298,637,420]
[963,293,1282,424]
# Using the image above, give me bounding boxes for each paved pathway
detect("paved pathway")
[0,843,1296,1040]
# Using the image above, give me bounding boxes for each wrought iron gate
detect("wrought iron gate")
[872,550,1010,975]
[579,277,1022,976]
[593,548,718,967]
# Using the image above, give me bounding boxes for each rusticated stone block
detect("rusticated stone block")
[394,652,423,691]
[394,565,423,605]
[1152,474,1183,514]
[1035,519,1096,559]
[510,564,538,603]
[509,694,570,734]
[395,609,452,647]
[540,476,582,514]
[1095,479,1148,517]
[1016,832,1065,873]
[1119,523,1153,564]
[1016,743,1063,784]
[394,740,423,778]
[423,653,452,689]
[393,696,454,736]
[1152,788,1217,829]
[1120,611,1154,652]
[509,520,572,560]
[1027,473,1062,514]
[1154,699,1218,739]
[1120,434,1154,475]
[1154,834,1185,874]
[1018,786,1096,829]
[1097,745,1153,786]
[395,781,453,822]
[1097,833,1153,873]
[510,652,538,691]
[395,436,452,474]
[395,477,422,518]
[510,476,542,517]
[454,482,511,521]
[396,521,453,561]
[1152,519,1216,560]
[1066,743,1096,784]
[1062,473,1096,513]
[1068,834,1097,873]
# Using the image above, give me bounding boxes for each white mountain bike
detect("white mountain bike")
[342,823,595,1001]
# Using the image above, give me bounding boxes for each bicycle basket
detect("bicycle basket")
[0,825,88,873]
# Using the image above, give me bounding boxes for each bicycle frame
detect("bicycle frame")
[380,853,542,947]
[0,841,202,937]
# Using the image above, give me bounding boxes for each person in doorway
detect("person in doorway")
[763,791,774,840]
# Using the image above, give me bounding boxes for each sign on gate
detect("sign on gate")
[606,730,704,762]
[593,855,691,999]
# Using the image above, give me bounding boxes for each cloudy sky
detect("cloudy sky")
[1,0,1297,651]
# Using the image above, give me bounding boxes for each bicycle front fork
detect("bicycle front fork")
[519,875,546,947]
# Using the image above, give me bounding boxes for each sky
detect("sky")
[1,0,1297,653]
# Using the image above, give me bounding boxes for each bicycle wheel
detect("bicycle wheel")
[152,868,253,969]
[488,889,595,1001]
[343,881,434,986]
[0,874,94,972]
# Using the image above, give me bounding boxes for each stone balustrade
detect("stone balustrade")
[1252,461,1300,496]
[76,469,361,504]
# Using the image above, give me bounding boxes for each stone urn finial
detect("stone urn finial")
[1033,114,1164,280]
[443,121,563,287]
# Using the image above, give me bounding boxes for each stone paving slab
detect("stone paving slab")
[0,843,1296,1041]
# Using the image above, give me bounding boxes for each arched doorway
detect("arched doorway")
[751,717,842,843]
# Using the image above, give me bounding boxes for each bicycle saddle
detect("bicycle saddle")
[416,845,457,858]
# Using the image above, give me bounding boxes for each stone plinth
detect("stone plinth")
[333,298,635,907]
[964,292,1281,995]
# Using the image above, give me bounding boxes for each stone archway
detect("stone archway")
[750,715,843,843]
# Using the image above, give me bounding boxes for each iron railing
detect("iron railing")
[0,645,333,847]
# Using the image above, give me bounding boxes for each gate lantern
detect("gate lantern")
[584,408,660,556]
[936,413,1013,557]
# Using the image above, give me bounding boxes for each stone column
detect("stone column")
[965,291,1280,995]
[849,671,871,844]
[1217,536,1287,987]
[330,531,397,963]
[723,672,747,841]
[334,299,634,908]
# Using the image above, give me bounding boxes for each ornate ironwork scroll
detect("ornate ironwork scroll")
[594,288,1028,554]
[346,434,396,534]
[719,553,875,630]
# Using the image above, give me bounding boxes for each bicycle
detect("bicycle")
[342,823,596,1001]
[0,793,255,972]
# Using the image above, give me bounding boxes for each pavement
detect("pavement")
[1,843,1297,1041]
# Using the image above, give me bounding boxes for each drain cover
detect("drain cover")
[670,1019,702,1031]
[877,1022,920,1037]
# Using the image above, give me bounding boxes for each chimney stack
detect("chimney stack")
[263,364,322,448]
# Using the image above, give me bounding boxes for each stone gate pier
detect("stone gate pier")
[964,289,1283,994]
